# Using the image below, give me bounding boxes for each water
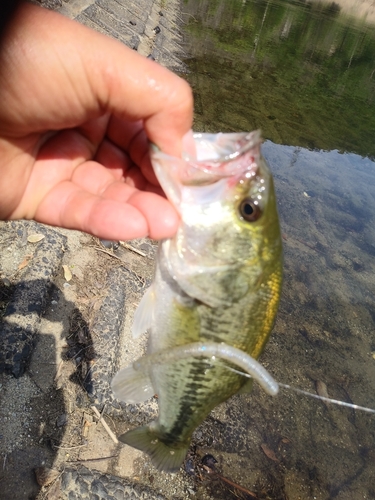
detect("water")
[182,0,375,157]
[179,1,375,498]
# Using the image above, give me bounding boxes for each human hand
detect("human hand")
[0,2,193,240]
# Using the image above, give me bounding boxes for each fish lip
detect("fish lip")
[186,130,262,163]
[150,129,262,163]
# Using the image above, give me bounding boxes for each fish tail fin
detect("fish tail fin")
[119,426,189,472]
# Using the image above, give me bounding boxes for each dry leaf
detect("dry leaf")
[260,443,279,462]
[18,255,32,270]
[62,265,72,282]
[27,233,45,243]
[82,423,89,438]
[44,477,62,499]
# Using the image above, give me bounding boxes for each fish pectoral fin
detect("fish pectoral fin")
[119,425,189,473]
[111,363,155,403]
[177,268,249,308]
[132,286,155,338]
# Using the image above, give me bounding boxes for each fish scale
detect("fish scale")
[156,359,241,441]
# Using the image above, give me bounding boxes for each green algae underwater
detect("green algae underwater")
[183,0,375,158]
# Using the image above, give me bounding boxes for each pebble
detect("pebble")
[56,413,68,427]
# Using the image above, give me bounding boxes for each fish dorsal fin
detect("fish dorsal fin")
[111,363,155,403]
[132,286,155,339]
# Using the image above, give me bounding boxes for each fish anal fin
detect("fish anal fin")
[111,364,154,403]
[119,426,189,473]
[132,286,155,339]
[238,378,254,394]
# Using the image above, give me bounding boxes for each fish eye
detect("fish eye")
[239,198,262,222]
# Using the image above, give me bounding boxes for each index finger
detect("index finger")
[80,25,194,157]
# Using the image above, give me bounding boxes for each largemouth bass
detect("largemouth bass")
[111,131,282,472]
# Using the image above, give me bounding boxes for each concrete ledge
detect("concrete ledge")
[0,222,66,377]
[57,0,186,70]
[57,466,168,499]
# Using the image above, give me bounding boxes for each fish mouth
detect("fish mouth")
[150,131,263,206]
[152,130,261,181]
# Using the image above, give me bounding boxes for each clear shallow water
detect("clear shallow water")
[179,1,375,498]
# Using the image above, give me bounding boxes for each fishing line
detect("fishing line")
[278,383,375,414]
[223,365,375,415]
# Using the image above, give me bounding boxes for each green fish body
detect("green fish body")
[111,131,282,472]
